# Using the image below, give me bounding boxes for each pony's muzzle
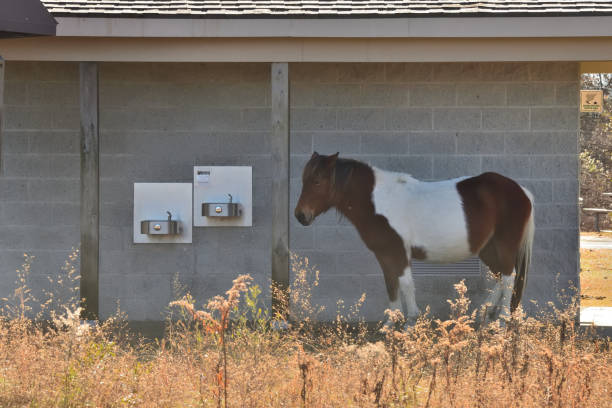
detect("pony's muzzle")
[295,209,313,226]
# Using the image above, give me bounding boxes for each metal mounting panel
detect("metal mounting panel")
[133,183,193,244]
[193,166,252,227]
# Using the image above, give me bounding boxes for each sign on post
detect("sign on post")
[580,89,603,113]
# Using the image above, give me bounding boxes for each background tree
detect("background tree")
[580,73,612,231]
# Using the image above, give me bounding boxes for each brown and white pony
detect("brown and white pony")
[295,152,535,322]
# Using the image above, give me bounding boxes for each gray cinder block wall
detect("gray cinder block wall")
[0,61,579,322]
[1,62,80,313]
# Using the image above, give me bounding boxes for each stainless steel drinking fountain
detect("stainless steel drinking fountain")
[133,183,193,244]
[202,194,242,218]
[193,166,252,227]
[140,211,180,235]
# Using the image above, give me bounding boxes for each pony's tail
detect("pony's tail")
[511,188,535,312]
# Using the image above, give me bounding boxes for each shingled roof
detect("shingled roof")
[42,1,612,18]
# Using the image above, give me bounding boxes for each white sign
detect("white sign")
[580,89,603,113]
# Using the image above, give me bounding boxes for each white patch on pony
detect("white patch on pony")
[499,272,515,319]
[483,276,503,323]
[399,268,420,319]
[371,167,473,263]
[388,298,402,313]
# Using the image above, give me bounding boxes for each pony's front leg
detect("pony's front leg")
[399,266,420,322]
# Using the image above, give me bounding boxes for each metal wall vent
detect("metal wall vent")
[413,257,484,276]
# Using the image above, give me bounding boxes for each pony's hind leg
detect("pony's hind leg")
[499,271,516,320]
[399,267,420,321]
[483,274,503,323]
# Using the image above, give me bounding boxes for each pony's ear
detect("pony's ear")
[311,151,319,160]
[326,152,339,168]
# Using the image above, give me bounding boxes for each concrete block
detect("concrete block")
[101,180,132,204]
[481,63,529,82]
[432,63,481,82]
[51,107,79,130]
[433,155,481,179]
[101,203,133,227]
[241,63,271,83]
[3,155,49,177]
[313,132,361,155]
[0,179,28,201]
[0,202,53,226]
[552,179,579,203]
[53,203,80,226]
[528,62,579,82]
[100,83,153,108]
[28,131,79,154]
[335,251,380,276]
[337,63,385,82]
[433,108,481,130]
[290,155,309,179]
[515,179,553,203]
[290,82,315,107]
[535,205,579,228]
[385,63,433,82]
[482,108,529,130]
[457,84,506,106]
[290,132,313,154]
[0,226,78,250]
[312,84,361,107]
[4,106,53,130]
[481,155,531,178]
[409,84,456,107]
[290,108,337,131]
[385,108,432,130]
[506,83,555,106]
[6,61,78,82]
[409,132,456,154]
[531,155,578,179]
[241,108,271,131]
[100,227,126,251]
[456,132,504,154]
[366,155,433,179]
[27,82,78,107]
[1,132,29,153]
[28,179,79,202]
[48,155,79,178]
[290,63,338,82]
[290,227,315,250]
[217,132,270,155]
[531,108,579,131]
[555,83,579,106]
[315,226,366,252]
[505,132,555,154]
[4,81,27,105]
[337,108,385,131]
[552,131,578,154]
[360,132,408,154]
[361,84,409,106]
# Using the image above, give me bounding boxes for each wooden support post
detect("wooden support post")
[79,62,100,320]
[0,56,4,175]
[270,62,290,318]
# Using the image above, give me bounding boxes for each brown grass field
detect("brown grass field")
[580,232,612,307]
[0,253,610,407]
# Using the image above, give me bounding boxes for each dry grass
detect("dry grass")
[0,253,611,407]
[580,248,612,307]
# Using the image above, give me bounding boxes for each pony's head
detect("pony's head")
[294,151,339,226]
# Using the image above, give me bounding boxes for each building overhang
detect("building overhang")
[0,0,57,38]
[53,16,612,38]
